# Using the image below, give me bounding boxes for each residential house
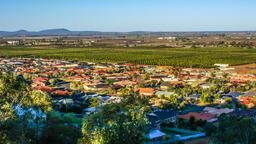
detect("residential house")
[221,92,241,99]
[138,88,156,96]
[203,107,234,116]
[145,129,166,141]
[155,91,175,98]
[33,86,54,93]
[83,107,98,115]
[113,80,137,88]
[178,112,217,122]
[32,77,49,87]
[229,109,256,118]
[147,109,177,129]
[200,83,213,89]
[187,94,201,101]
[160,82,172,90]
[51,90,71,97]
[238,90,256,108]
[238,96,256,108]
[83,83,109,91]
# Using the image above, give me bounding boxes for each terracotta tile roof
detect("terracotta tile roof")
[178,112,215,121]
[66,76,84,82]
[32,77,48,83]
[123,63,134,67]
[113,80,137,87]
[23,69,37,73]
[138,88,155,96]
[239,96,256,105]
[33,86,54,93]
[52,90,71,96]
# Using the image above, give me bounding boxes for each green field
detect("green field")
[1,46,256,68]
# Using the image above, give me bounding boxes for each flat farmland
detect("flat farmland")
[0,47,256,68]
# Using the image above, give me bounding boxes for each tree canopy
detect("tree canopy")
[80,103,147,144]
[0,73,52,143]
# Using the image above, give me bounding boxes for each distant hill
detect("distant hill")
[0,29,136,37]
[0,28,256,37]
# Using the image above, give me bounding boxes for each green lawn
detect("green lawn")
[1,46,256,68]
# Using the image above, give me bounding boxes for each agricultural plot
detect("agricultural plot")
[0,47,256,68]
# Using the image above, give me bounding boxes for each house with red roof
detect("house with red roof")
[33,86,54,93]
[178,112,217,122]
[66,75,84,82]
[238,96,256,108]
[113,80,137,88]
[51,90,71,97]
[32,77,48,83]
[32,77,49,87]
[138,88,156,96]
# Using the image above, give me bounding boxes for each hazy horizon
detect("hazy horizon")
[1,0,256,32]
[1,28,256,33]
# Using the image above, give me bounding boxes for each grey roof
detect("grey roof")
[147,109,177,128]
[242,91,256,97]
[229,109,256,117]
[154,110,177,121]
[222,92,241,98]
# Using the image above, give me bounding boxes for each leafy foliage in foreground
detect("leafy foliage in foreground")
[80,103,148,144]
[0,73,53,143]
[210,117,256,144]
[0,73,147,144]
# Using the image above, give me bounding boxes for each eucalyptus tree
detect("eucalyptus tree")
[0,73,52,144]
[80,103,147,144]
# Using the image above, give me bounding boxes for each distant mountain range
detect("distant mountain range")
[0,29,117,37]
[0,28,255,37]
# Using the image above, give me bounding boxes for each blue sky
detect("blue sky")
[0,0,255,31]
